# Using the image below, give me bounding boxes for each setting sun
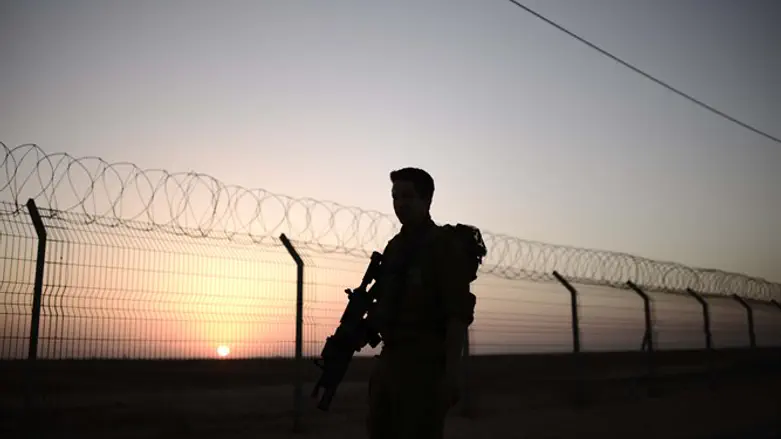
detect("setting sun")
[216,345,231,358]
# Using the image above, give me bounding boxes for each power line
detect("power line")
[503,0,781,145]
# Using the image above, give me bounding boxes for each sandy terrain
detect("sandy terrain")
[1,349,779,438]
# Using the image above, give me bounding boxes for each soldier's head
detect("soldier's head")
[390,167,434,226]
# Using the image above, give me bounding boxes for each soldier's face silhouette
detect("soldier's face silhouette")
[392,180,430,226]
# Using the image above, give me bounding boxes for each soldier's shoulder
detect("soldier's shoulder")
[434,223,485,249]
[382,231,404,253]
[429,224,462,251]
[388,230,404,244]
[431,223,488,273]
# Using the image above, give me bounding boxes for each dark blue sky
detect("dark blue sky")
[2,0,780,281]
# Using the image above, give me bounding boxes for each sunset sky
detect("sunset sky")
[2,2,780,285]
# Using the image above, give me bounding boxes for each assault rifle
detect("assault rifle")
[311,251,384,411]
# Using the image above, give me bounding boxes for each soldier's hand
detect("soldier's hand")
[438,371,460,409]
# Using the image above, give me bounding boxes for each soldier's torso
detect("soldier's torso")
[375,222,446,350]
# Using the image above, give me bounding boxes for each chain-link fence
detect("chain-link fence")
[3,200,780,362]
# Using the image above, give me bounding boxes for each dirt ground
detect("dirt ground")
[3,372,780,438]
[2,350,780,438]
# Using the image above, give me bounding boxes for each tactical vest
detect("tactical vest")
[373,223,487,341]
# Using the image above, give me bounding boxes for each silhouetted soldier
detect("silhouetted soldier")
[367,167,477,439]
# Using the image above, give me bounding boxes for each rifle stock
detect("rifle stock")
[312,251,384,411]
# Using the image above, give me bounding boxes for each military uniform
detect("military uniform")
[367,219,476,439]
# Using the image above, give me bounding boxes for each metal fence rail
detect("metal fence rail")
[2,199,780,362]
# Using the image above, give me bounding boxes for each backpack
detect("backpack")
[438,223,488,282]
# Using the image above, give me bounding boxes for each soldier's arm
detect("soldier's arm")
[370,236,399,307]
[435,235,476,378]
[377,237,398,282]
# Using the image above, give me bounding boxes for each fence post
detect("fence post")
[626,281,656,390]
[730,295,756,349]
[771,301,781,348]
[685,288,716,386]
[280,234,304,433]
[685,288,712,351]
[552,271,584,406]
[26,199,48,361]
[460,326,473,418]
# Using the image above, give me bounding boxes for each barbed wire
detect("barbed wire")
[2,142,780,301]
